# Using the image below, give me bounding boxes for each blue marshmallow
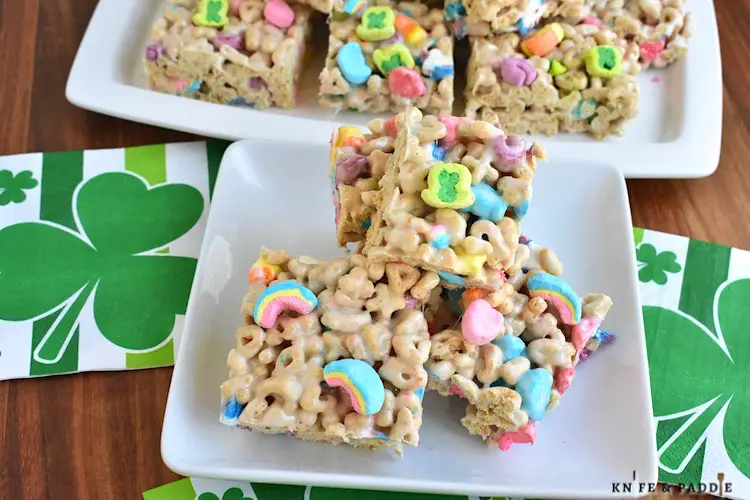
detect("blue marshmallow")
[463,181,509,222]
[438,271,467,287]
[338,43,372,85]
[516,368,553,421]
[492,334,527,362]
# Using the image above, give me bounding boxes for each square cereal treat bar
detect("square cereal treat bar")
[330,123,395,245]
[362,108,545,290]
[426,240,614,450]
[319,1,454,114]
[145,0,312,109]
[444,0,548,38]
[466,23,640,138]
[220,248,444,455]
[543,0,692,68]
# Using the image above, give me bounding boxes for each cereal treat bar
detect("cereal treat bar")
[145,0,312,110]
[319,1,454,114]
[444,0,548,39]
[220,248,444,455]
[362,108,545,290]
[465,23,640,138]
[544,0,692,69]
[330,124,394,246]
[426,240,614,450]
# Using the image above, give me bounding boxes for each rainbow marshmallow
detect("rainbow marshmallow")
[253,281,318,329]
[343,0,365,14]
[526,272,581,325]
[323,359,385,415]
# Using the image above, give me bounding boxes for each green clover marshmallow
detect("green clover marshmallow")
[421,163,475,209]
[584,45,622,78]
[356,6,396,42]
[373,43,415,74]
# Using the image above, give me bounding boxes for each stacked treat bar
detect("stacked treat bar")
[220,108,615,453]
[144,0,692,138]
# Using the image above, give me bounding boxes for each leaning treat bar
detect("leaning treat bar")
[426,240,614,450]
[220,248,444,455]
[145,0,312,109]
[465,23,640,138]
[543,0,692,69]
[330,124,394,245]
[319,1,454,114]
[362,108,545,290]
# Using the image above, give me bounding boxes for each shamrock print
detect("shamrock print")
[0,172,203,363]
[198,487,251,500]
[644,278,750,478]
[0,169,38,206]
[636,243,681,285]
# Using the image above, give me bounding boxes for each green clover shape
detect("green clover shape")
[437,170,459,203]
[381,54,403,74]
[637,243,681,285]
[645,278,750,477]
[207,0,226,23]
[0,170,38,206]
[198,487,251,500]
[367,11,387,29]
[598,47,617,70]
[0,172,203,364]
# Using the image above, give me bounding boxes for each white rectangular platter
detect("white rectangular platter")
[67,0,722,178]
[160,139,657,498]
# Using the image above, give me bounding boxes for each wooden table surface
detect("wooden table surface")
[0,0,742,499]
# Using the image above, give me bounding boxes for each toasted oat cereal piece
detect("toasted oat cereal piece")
[544,0,692,69]
[445,0,548,38]
[220,249,442,455]
[426,238,614,450]
[319,1,454,114]
[329,122,397,245]
[361,108,545,290]
[145,0,313,110]
[465,21,640,139]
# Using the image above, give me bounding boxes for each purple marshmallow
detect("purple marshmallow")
[211,34,244,50]
[146,44,164,62]
[335,154,370,185]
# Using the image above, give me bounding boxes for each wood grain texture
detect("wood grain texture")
[0,0,740,499]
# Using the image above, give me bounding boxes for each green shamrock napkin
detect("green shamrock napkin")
[142,478,511,500]
[0,141,229,380]
[636,227,750,498]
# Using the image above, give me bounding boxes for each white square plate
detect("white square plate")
[67,0,721,178]
[161,139,657,498]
